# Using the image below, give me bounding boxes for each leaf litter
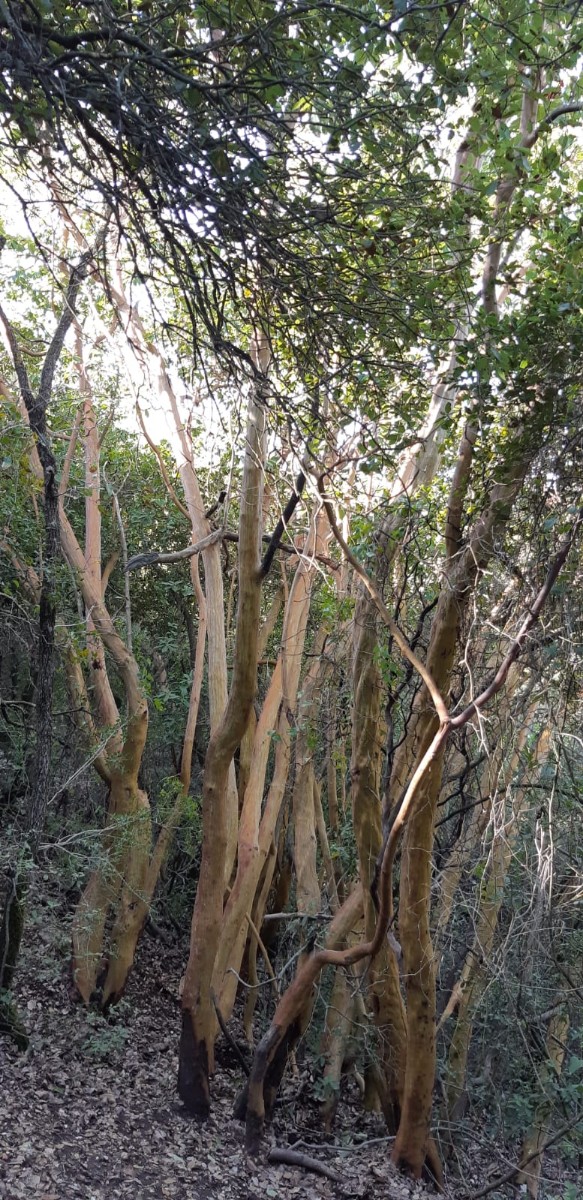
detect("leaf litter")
[0,903,572,1200]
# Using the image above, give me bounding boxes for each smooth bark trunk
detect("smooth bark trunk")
[179,345,267,1115]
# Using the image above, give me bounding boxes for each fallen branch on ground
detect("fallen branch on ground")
[267,1146,341,1182]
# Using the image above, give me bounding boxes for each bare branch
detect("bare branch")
[317,470,450,725]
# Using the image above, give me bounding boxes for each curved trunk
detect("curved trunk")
[243,884,364,1152]
[63,338,151,1002]
[73,772,151,1003]
[99,557,208,1006]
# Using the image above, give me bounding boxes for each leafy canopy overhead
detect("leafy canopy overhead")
[2,1,579,372]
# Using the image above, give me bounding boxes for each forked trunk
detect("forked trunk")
[213,522,329,1019]
[179,349,267,1115]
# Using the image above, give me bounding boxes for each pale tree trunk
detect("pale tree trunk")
[351,588,407,1129]
[242,847,280,1045]
[515,1001,570,1198]
[319,964,356,1132]
[62,330,150,1002]
[314,777,339,912]
[60,340,198,1003]
[102,555,208,1006]
[78,324,119,744]
[213,507,331,1019]
[178,339,268,1115]
[239,586,284,802]
[18,221,208,1004]
[107,264,240,885]
[293,627,331,915]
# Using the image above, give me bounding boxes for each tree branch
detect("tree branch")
[451,510,583,729]
[317,471,450,724]
[259,471,306,579]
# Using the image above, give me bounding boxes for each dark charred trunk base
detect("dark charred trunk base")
[0,995,28,1050]
[0,870,25,994]
[0,870,28,1050]
[233,1081,249,1122]
[243,1021,300,1154]
[178,1009,211,1117]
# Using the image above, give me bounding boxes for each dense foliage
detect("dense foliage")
[1,3,582,1197]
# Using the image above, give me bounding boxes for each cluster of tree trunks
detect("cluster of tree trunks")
[1,50,582,1198]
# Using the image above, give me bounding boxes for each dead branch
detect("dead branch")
[267,1147,341,1183]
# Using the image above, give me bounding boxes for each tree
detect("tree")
[0,238,97,1041]
[1,2,582,1191]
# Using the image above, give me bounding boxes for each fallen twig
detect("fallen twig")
[267,1146,342,1182]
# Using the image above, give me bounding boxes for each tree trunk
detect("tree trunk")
[99,557,208,1006]
[351,586,407,1129]
[293,629,331,915]
[515,1003,570,1198]
[0,254,92,1043]
[243,884,364,1152]
[319,967,355,1131]
[179,344,267,1115]
[213,518,330,1019]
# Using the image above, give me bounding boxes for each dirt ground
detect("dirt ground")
[0,902,574,1200]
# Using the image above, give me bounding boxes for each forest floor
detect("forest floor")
[0,893,571,1200]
